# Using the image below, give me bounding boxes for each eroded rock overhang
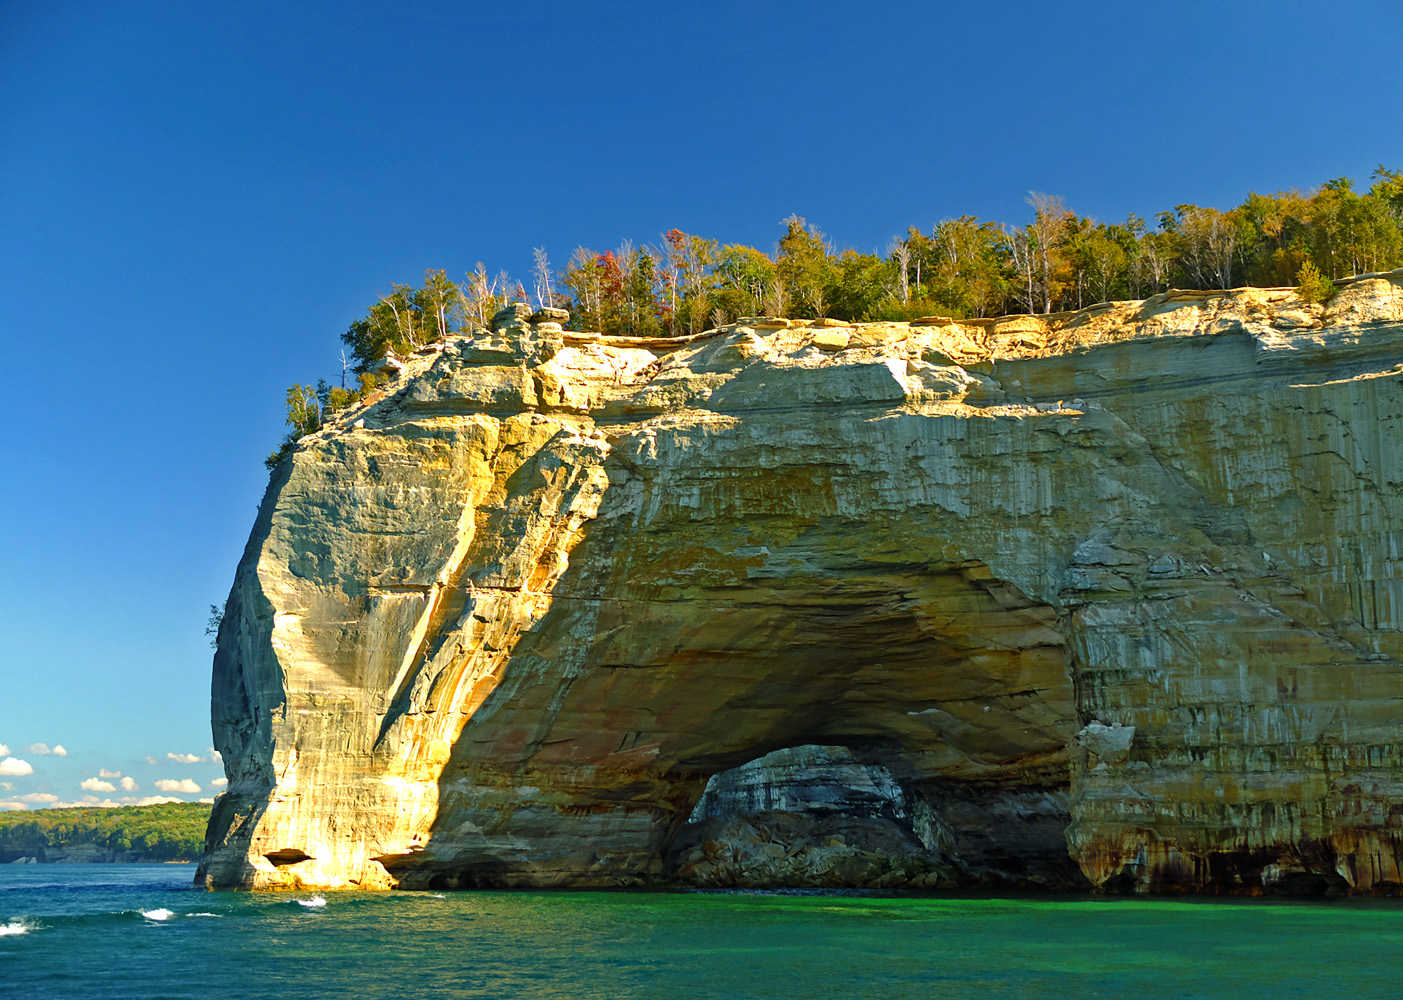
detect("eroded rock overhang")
[201,275,1403,895]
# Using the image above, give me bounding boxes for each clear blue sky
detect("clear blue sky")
[2,0,1400,810]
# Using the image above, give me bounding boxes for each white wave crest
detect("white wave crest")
[0,920,29,936]
[139,908,174,921]
[187,912,222,918]
[428,893,446,899]
[296,896,326,908]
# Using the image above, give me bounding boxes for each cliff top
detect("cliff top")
[305,269,1403,442]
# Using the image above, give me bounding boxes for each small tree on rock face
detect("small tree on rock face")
[1295,259,1335,304]
[264,383,323,470]
[205,602,225,648]
[284,384,321,437]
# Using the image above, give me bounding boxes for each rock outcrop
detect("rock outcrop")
[201,277,1403,895]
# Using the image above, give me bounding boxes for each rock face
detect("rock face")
[201,275,1403,895]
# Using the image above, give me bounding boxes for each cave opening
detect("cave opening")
[663,743,1086,890]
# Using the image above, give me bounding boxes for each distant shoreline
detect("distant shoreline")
[7,857,197,865]
[0,801,207,865]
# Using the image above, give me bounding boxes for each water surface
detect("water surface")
[2,865,1400,998]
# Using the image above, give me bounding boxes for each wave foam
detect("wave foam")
[139,908,174,921]
[187,912,222,918]
[296,896,326,909]
[0,921,29,937]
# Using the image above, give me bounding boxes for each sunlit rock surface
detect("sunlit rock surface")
[201,275,1403,895]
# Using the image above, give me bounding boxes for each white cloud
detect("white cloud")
[145,756,159,765]
[99,768,123,779]
[208,748,223,762]
[81,777,116,792]
[167,752,203,764]
[18,793,57,804]
[154,778,201,794]
[0,743,8,756]
[0,758,34,777]
[4,796,185,810]
[0,782,11,791]
[211,777,228,788]
[198,797,215,804]
[25,743,67,757]
[120,776,138,792]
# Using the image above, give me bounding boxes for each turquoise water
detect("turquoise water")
[3,865,1402,998]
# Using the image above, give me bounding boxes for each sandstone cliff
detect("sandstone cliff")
[201,273,1403,895]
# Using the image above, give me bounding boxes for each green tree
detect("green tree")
[712,244,776,319]
[341,269,465,374]
[1172,204,1251,289]
[1237,189,1311,284]
[460,262,515,329]
[929,216,1005,317]
[621,242,662,335]
[827,250,892,321]
[1027,193,1073,313]
[284,384,321,438]
[663,229,720,332]
[1295,259,1335,303]
[561,247,606,331]
[775,215,835,318]
[1077,225,1129,306]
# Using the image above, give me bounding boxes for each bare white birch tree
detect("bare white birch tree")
[531,247,555,309]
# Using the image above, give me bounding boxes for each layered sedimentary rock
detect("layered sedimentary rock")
[201,273,1403,894]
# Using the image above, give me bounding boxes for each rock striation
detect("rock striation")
[201,276,1403,895]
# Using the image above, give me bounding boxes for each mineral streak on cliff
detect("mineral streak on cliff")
[200,274,1403,894]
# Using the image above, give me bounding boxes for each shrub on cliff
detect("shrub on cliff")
[1295,260,1335,303]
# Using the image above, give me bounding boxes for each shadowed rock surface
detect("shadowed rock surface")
[200,276,1403,894]
[666,744,1078,888]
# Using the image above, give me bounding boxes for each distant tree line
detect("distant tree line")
[267,166,1403,467]
[0,802,209,862]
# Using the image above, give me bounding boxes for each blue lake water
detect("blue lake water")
[2,864,1402,998]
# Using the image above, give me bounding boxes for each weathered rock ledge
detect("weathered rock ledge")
[202,274,1403,895]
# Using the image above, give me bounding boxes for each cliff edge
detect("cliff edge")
[200,274,1403,894]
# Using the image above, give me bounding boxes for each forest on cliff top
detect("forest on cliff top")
[270,167,1403,463]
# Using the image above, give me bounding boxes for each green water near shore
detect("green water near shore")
[3,865,1401,998]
